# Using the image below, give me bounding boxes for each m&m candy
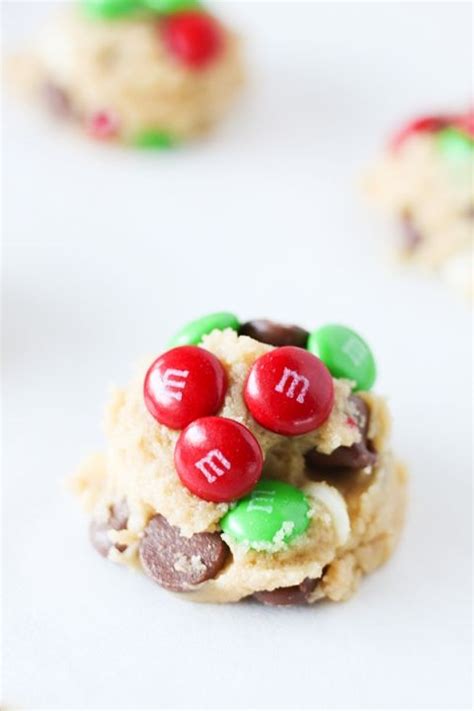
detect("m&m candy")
[174,416,263,502]
[244,346,334,436]
[87,110,120,140]
[453,110,474,138]
[143,0,201,12]
[161,11,224,68]
[144,346,227,429]
[133,130,175,149]
[168,311,239,347]
[307,324,376,392]
[390,114,452,150]
[220,479,310,549]
[437,127,474,162]
[81,0,140,18]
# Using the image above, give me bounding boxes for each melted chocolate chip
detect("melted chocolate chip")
[305,396,377,472]
[139,514,229,592]
[401,212,423,252]
[254,578,317,606]
[89,500,129,558]
[239,320,309,348]
[42,81,73,118]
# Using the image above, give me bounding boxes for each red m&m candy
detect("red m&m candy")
[87,110,120,140]
[244,346,334,436]
[174,417,263,502]
[390,114,452,150]
[453,109,474,138]
[161,12,223,68]
[144,346,227,430]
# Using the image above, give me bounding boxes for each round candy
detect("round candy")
[390,114,451,150]
[161,11,223,68]
[307,324,376,392]
[174,416,263,502]
[244,346,334,436]
[144,346,227,429]
[437,127,473,161]
[133,130,175,149]
[239,319,309,349]
[453,110,474,138]
[143,0,201,13]
[220,480,310,549]
[81,0,140,18]
[87,110,120,140]
[168,311,239,347]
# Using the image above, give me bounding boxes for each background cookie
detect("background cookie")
[9,0,243,146]
[365,110,474,298]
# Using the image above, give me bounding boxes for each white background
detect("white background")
[2,2,472,709]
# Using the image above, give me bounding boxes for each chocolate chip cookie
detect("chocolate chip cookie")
[72,312,407,605]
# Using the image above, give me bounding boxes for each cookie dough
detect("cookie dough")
[71,314,407,606]
[365,111,474,298]
[10,0,243,146]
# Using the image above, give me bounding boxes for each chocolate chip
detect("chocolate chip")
[139,514,229,592]
[42,81,72,118]
[305,396,377,472]
[89,500,129,558]
[239,320,309,348]
[254,578,316,606]
[401,212,423,252]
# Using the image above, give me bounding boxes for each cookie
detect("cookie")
[365,110,474,298]
[71,313,407,605]
[9,0,243,147]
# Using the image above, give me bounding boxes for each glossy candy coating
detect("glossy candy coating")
[437,127,474,162]
[390,114,452,150]
[244,346,334,436]
[174,416,263,502]
[87,110,120,140]
[220,479,310,548]
[144,346,227,429]
[168,311,239,347]
[161,11,223,68]
[81,0,140,19]
[239,319,309,349]
[453,110,474,138]
[143,0,201,12]
[307,324,376,392]
[133,130,175,149]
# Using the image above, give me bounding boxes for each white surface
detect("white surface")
[2,2,472,709]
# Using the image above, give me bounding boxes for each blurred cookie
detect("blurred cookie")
[365,110,473,298]
[10,0,243,147]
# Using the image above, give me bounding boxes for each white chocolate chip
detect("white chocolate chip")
[304,482,351,546]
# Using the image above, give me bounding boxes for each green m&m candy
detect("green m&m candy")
[220,480,310,550]
[168,312,240,347]
[307,324,376,391]
[81,0,140,19]
[133,130,176,150]
[141,0,201,13]
[437,127,474,162]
